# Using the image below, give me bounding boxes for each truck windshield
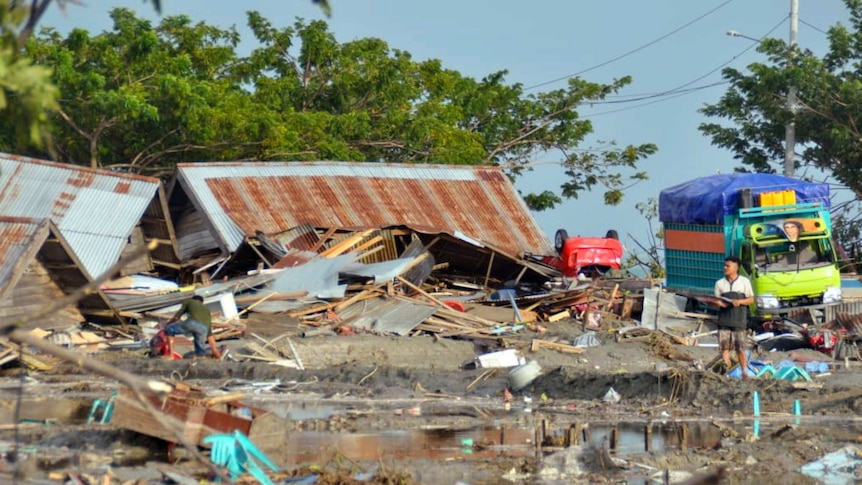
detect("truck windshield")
[753,237,834,272]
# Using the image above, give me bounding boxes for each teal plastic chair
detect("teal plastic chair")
[203,430,279,484]
[754,364,778,379]
[774,366,813,382]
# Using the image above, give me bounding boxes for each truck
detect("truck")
[659,173,842,321]
[534,229,624,278]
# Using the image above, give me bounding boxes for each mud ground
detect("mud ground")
[0,314,859,484]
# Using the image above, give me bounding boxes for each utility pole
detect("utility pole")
[784,0,799,177]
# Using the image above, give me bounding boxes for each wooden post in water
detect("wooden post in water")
[680,424,689,452]
[541,419,549,447]
[535,423,542,452]
[645,422,654,452]
[609,426,619,454]
[567,422,581,447]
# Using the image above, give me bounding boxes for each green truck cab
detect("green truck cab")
[659,174,840,320]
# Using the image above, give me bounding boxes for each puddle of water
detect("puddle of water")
[280,426,535,464]
[582,422,722,454]
[0,398,91,425]
[271,403,341,420]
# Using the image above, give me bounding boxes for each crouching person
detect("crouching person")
[165,295,222,359]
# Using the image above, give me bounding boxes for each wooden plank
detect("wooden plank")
[357,245,385,260]
[319,230,374,258]
[483,252,496,289]
[308,227,338,253]
[286,302,333,318]
[530,339,584,354]
[605,284,620,311]
[351,235,384,254]
[333,284,386,313]
[234,291,307,304]
[548,310,571,323]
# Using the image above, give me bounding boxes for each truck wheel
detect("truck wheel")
[554,229,569,253]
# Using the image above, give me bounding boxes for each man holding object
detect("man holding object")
[164,295,222,359]
[713,256,755,378]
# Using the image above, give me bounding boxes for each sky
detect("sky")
[41,0,853,259]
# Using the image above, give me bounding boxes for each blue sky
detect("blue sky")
[41,0,852,257]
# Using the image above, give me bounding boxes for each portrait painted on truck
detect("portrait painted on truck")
[782,220,802,242]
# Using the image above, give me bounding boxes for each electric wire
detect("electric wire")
[524,0,738,91]
[799,18,828,35]
[581,16,788,117]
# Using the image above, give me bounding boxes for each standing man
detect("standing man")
[714,256,755,378]
[164,295,222,359]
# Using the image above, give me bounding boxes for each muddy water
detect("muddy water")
[282,426,535,464]
[279,422,724,465]
[274,410,862,466]
[0,398,91,425]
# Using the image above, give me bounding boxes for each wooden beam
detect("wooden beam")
[42,263,80,269]
[424,236,441,250]
[245,237,273,268]
[152,260,182,269]
[483,251,495,289]
[530,339,584,354]
[144,238,173,245]
[351,236,384,253]
[357,245,386,260]
[333,284,386,313]
[319,230,374,258]
[308,227,338,253]
[514,265,528,284]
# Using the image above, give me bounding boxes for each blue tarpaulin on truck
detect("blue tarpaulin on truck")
[659,173,830,224]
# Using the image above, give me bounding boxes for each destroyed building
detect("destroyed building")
[168,161,558,286]
[0,153,179,280]
[0,217,121,327]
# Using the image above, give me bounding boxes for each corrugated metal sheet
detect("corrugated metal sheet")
[341,258,417,284]
[339,297,438,336]
[269,253,354,299]
[175,162,554,257]
[271,223,320,252]
[0,218,46,297]
[0,217,121,324]
[826,300,862,323]
[0,153,162,278]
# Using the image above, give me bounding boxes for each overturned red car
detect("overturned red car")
[534,229,624,278]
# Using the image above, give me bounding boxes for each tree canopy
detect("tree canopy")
[2,7,656,209]
[700,0,862,201]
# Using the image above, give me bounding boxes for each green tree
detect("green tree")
[8,9,656,208]
[0,0,58,148]
[0,0,326,154]
[700,0,862,199]
[623,198,664,278]
[240,14,656,207]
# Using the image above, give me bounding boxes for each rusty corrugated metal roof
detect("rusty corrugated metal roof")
[0,218,48,297]
[174,162,553,256]
[0,153,163,278]
[0,216,121,322]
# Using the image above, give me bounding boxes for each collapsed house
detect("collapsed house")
[0,153,179,280]
[168,161,559,286]
[0,217,120,327]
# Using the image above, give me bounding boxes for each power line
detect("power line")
[581,87,707,118]
[589,81,729,105]
[799,18,828,35]
[524,0,738,91]
[581,17,787,116]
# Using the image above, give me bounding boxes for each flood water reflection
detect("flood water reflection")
[282,426,535,464]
